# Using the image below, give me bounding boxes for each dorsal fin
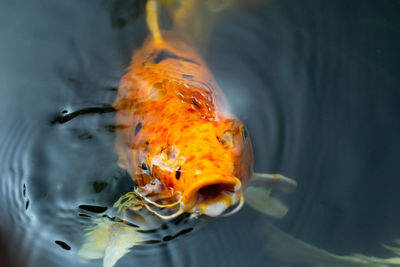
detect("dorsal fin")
[146,0,164,44]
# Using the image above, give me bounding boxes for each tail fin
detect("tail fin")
[146,0,164,44]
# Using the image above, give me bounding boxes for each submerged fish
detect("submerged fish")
[112,4,253,219]
[78,1,400,266]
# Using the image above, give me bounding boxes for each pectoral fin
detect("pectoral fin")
[78,193,150,267]
[78,217,140,267]
[249,173,297,193]
[103,223,139,267]
[244,173,296,218]
[78,218,112,261]
[244,186,288,219]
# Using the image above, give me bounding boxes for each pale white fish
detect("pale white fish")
[245,173,400,266]
[78,192,162,267]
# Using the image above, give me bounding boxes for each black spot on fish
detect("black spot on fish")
[25,200,29,210]
[78,205,107,213]
[135,122,142,136]
[23,184,26,197]
[175,166,181,180]
[55,240,71,251]
[182,74,193,79]
[192,99,201,108]
[150,50,200,65]
[145,141,149,146]
[78,213,91,218]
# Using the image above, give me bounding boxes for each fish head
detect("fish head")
[178,116,254,217]
[129,112,253,219]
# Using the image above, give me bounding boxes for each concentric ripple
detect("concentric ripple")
[1,1,400,267]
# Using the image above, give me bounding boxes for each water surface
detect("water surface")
[1,0,400,266]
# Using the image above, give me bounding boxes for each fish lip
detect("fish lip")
[180,175,243,217]
[138,175,243,220]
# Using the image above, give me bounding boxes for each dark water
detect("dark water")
[1,0,400,266]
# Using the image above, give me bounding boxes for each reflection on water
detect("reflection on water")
[1,0,400,266]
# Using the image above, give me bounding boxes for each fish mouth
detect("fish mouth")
[182,175,243,217]
[140,175,243,219]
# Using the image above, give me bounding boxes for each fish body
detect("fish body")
[113,31,253,218]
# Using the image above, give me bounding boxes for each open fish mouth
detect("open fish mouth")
[186,176,243,217]
[139,175,243,219]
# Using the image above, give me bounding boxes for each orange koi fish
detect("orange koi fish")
[113,0,253,219]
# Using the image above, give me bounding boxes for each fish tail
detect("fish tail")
[146,0,164,44]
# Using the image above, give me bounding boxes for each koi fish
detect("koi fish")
[112,0,255,219]
[78,1,400,266]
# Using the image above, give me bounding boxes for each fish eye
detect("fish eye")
[218,130,235,149]
[140,160,151,175]
[175,165,181,180]
[240,125,248,142]
[141,162,148,170]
